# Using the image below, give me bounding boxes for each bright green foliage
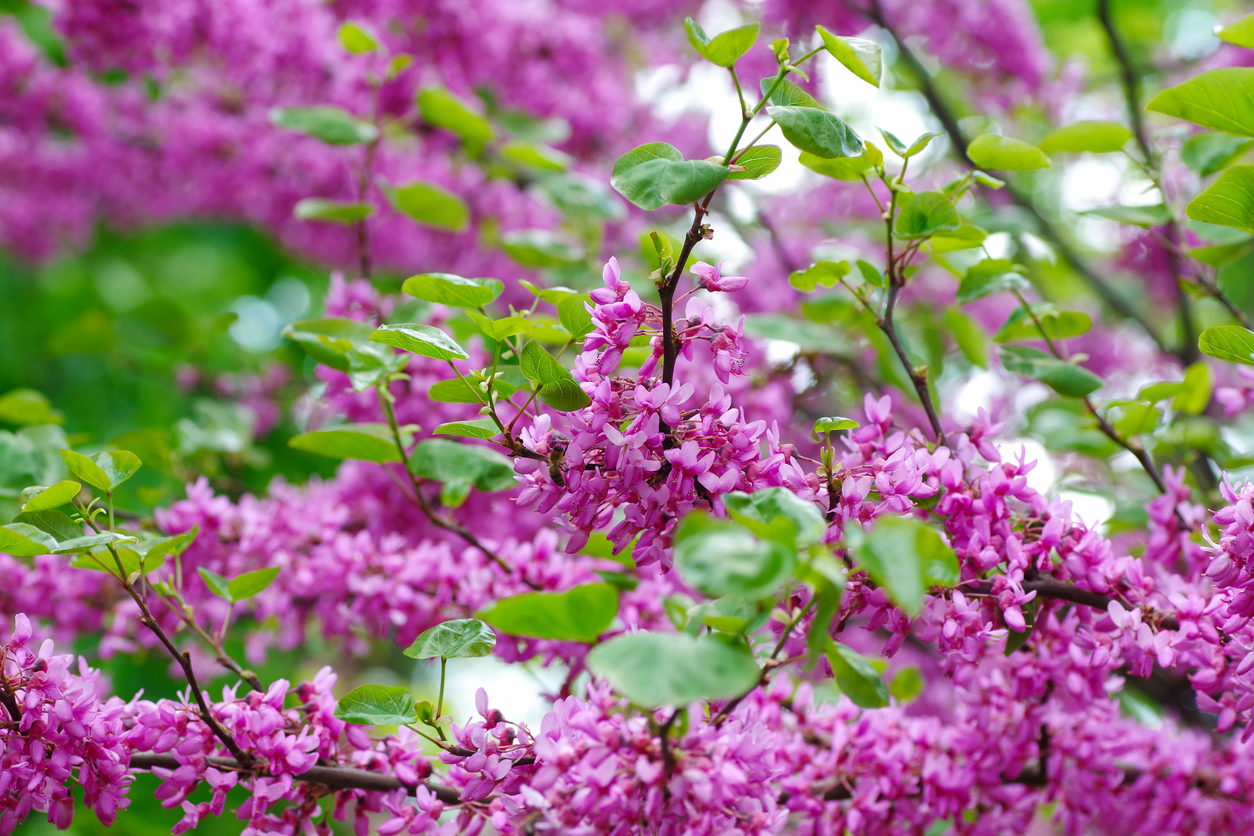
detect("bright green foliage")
[768,105,864,160]
[956,259,1028,303]
[288,424,404,463]
[434,419,498,439]
[789,260,850,292]
[674,512,795,597]
[409,439,516,492]
[994,307,1092,343]
[1218,12,1254,47]
[519,341,591,411]
[0,389,63,426]
[198,566,280,602]
[893,192,961,240]
[586,632,760,707]
[760,78,820,108]
[683,18,760,67]
[268,106,378,145]
[1147,69,1254,137]
[283,318,374,371]
[501,231,581,268]
[889,666,924,701]
[1186,165,1254,233]
[945,308,988,368]
[1199,325,1254,366]
[816,27,881,86]
[404,618,496,660]
[1139,363,1212,415]
[721,488,827,548]
[1081,205,1172,227]
[337,22,379,53]
[477,583,618,643]
[1180,132,1254,177]
[844,516,958,615]
[826,642,890,708]
[558,296,595,341]
[999,346,1103,397]
[610,143,729,210]
[1037,121,1131,154]
[966,134,1051,170]
[383,181,469,232]
[403,273,503,308]
[334,684,418,726]
[813,416,859,434]
[60,449,141,492]
[2,509,134,557]
[499,142,571,171]
[417,87,493,146]
[799,145,881,180]
[728,145,783,181]
[293,199,375,224]
[18,480,80,512]
[369,323,468,360]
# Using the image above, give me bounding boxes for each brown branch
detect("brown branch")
[128,753,463,805]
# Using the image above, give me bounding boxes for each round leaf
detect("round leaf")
[369,323,469,361]
[335,684,418,725]
[587,632,760,707]
[966,134,1051,171]
[477,583,618,643]
[404,618,496,660]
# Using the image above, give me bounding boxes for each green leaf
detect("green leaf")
[816,26,881,86]
[1080,204,1172,227]
[1218,13,1254,48]
[722,488,826,549]
[228,567,280,601]
[610,143,729,211]
[198,567,232,600]
[1110,401,1162,437]
[586,632,760,707]
[1199,325,1254,365]
[674,512,795,596]
[856,260,884,288]
[826,642,890,708]
[282,318,374,371]
[1186,165,1254,234]
[0,389,63,426]
[1037,121,1132,154]
[288,424,402,463]
[334,684,418,726]
[759,78,820,108]
[465,312,533,343]
[728,145,782,181]
[993,307,1092,343]
[684,18,759,67]
[799,146,881,181]
[767,105,864,159]
[499,142,571,172]
[558,296,595,341]
[789,260,850,292]
[369,323,469,361]
[1146,69,1254,137]
[402,273,503,308]
[956,259,1028,303]
[893,191,961,240]
[345,344,408,393]
[417,87,493,146]
[337,21,379,53]
[519,340,568,384]
[403,618,496,660]
[434,419,499,439]
[844,516,956,615]
[814,416,859,434]
[269,106,378,145]
[966,134,1051,171]
[19,480,80,513]
[477,583,618,643]
[71,544,161,574]
[1181,132,1254,177]
[0,524,49,558]
[889,666,924,701]
[409,439,515,492]
[944,308,988,368]
[383,181,469,232]
[878,130,908,157]
[59,450,141,492]
[902,131,944,158]
[500,230,581,268]
[536,378,592,412]
[293,198,375,224]
[999,346,1103,397]
[429,377,489,404]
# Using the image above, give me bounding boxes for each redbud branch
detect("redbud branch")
[864,0,1172,359]
[127,753,465,805]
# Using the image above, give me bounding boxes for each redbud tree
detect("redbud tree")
[3,1,1254,834]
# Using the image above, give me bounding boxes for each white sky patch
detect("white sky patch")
[439,656,567,729]
[1058,491,1116,530]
